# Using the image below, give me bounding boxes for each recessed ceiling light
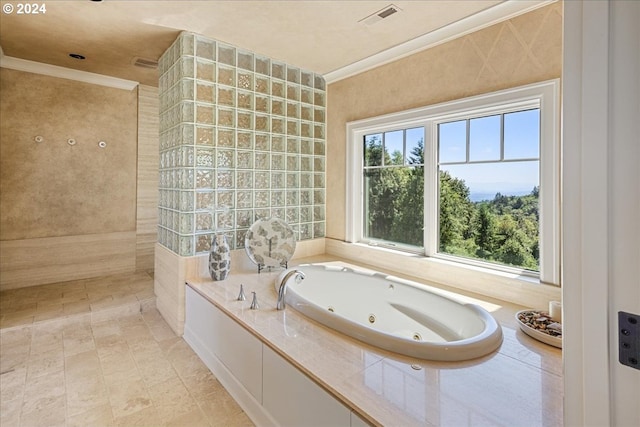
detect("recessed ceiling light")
[69,53,86,60]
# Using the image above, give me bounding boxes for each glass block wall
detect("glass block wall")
[157,32,326,256]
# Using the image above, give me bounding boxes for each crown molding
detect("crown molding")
[0,55,138,90]
[324,0,557,84]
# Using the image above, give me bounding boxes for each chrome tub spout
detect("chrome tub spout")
[277,270,305,310]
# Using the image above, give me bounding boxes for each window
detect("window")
[346,80,560,285]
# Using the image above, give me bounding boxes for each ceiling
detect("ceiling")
[0,0,520,87]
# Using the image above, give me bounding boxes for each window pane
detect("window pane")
[406,127,424,165]
[504,109,540,159]
[469,115,501,161]
[363,167,424,247]
[364,133,382,166]
[384,130,404,165]
[439,120,466,163]
[439,161,539,271]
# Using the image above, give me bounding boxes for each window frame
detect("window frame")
[346,80,560,285]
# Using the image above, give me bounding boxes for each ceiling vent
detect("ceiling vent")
[359,4,402,26]
[132,57,158,69]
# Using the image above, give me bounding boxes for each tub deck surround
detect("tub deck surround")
[186,256,563,427]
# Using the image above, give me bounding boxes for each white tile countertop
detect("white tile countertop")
[187,255,562,427]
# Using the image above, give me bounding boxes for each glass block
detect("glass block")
[271,154,285,170]
[300,139,313,156]
[255,171,270,189]
[255,190,269,207]
[287,190,300,206]
[180,33,195,57]
[217,149,235,168]
[255,76,269,94]
[313,222,325,238]
[180,102,195,123]
[237,170,253,189]
[196,82,215,103]
[300,157,312,172]
[287,120,299,136]
[182,169,195,189]
[237,111,253,130]
[314,74,325,90]
[287,66,300,83]
[301,104,312,121]
[314,205,325,221]
[299,223,312,240]
[287,84,299,101]
[235,229,248,249]
[272,81,284,98]
[255,152,270,170]
[196,234,213,253]
[314,173,325,188]
[271,61,285,80]
[271,190,285,207]
[301,122,312,138]
[218,87,235,107]
[179,213,194,234]
[314,91,325,106]
[301,190,313,205]
[271,208,285,220]
[286,173,299,188]
[286,155,299,171]
[196,60,215,82]
[272,136,285,152]
[286,207,299,224]
[301,71,313,88]
[255,56,270,75]
[255,95,269,113]
[271,99,284,116]
[255,208,271,220]
[179,79,195,101]
[218,65,235,86]
[271,172,285,188]
[217,129,235,147]
[300,172,312,188]
[314,124,325,139]
[218,44,236,66]
[314,108,325,123]
[196,37,215,60]
[236,190,252,208]
[300,206,312,222]
[271,117,284,134]
[237,71,253,90]
[217,170,234,189]
[216,210,234,229]
[237,91,253,110]
[196,147,213,167]
[237,131,253,149]
[179,235,194,257]
[314,139,325,155]
[179,191,195,211]
[196,191,214,210]
[314,189,325,204]
[238,51,253,71]
[314,157,325,172]
[286,102,299,119]
[195,212,213,231]
[237,150,253,169]
[217,190,234,209]
[286,138,299,154]
[255,114,269,132]
[255,134,270,151]
[179,57,195,79]
[196,104,215,125]
[196,169,214,189]
[217,108,235,127]
[301,88,313,105]
[236,210,253,228]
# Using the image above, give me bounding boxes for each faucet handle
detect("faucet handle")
[250,292,260,310]
[237,284,246,301]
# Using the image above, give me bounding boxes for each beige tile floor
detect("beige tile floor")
[0,272,254,427]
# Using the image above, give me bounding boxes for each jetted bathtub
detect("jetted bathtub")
[276,264,503,361]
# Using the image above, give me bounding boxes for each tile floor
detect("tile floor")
[0,272,254,427]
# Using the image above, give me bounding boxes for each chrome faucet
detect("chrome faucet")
[276,269,305,310]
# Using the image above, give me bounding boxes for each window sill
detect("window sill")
[325,238,560,309]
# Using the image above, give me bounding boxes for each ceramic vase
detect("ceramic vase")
[209,233,231,281]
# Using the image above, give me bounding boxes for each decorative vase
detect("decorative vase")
[209,233,231,281]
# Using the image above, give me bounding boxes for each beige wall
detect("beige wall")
[326,2,562,240]
[0,69,159,288]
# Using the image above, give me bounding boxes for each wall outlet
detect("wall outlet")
[618,311,640,370]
